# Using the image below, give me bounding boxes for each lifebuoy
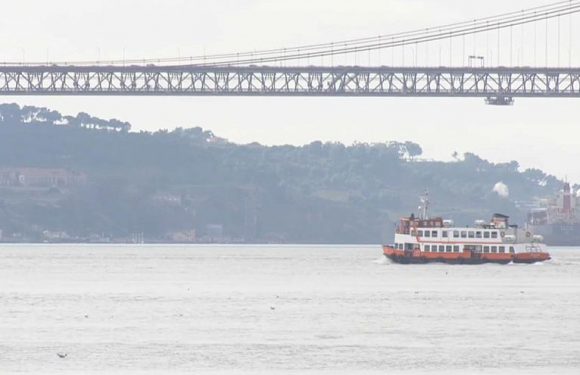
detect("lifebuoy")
[525,231,531,238]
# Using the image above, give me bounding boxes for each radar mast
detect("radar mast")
[418,190,430,220]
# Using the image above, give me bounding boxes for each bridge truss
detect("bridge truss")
[0,66,579,104]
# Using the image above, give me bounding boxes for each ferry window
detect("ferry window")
[468,231,475,238]
[453,231,459,238]
[446,245,452,252]
[424,231,431,238]
[431,231,438,238]
[411,230,417,236]
[461,231,467,238]
[418,230,423,237]
[424,245,430,252]
[491,231,498,239]
[439,245,445,253]
[509,246,515,254]
[453,245,460,252]
[484,232,490,239]
[491,246,497,253]
[499,246,505,253]
[442,231,448,238]
[484,246,490,253]
[476,231,482,238]
[399,243,404,250]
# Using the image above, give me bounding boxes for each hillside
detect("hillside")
[0,104,564,243]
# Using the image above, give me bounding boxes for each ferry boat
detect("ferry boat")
[383,192,551,264]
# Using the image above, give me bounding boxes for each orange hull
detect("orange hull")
[383,246,550,264]
[512,251,551,263]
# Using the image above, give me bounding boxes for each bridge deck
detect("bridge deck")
[0,66,578,100]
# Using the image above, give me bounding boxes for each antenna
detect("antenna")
[419,190,431,220]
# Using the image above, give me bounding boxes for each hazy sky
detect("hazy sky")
[2,0,580,180]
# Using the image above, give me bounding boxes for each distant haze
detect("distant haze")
[1,0,580,180]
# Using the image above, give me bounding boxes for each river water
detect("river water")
[0,244,579,374]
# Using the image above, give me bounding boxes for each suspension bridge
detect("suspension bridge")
[1,0,580,104]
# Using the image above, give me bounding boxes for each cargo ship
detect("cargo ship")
[526,182,580,246]
[383,192,551,264]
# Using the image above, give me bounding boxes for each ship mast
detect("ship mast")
[418,190,430,220]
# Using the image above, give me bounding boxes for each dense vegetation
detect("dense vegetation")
[0,104,563,243]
